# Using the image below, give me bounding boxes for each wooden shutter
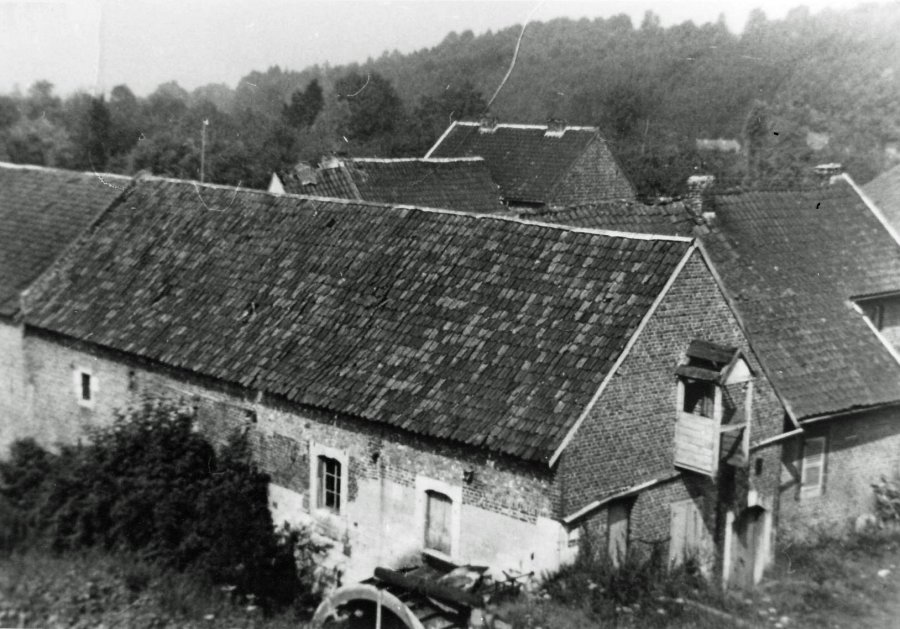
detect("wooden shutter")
[801,437,826,497]
[425,490,452,555]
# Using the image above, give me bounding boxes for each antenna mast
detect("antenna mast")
[200,119,209,183]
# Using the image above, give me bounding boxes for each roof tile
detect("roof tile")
[25,178,690,462]
[0,163,128,316]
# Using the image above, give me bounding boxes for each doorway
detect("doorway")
[729,506,766,589]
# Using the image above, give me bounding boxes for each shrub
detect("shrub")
[0,400,325,610]
[873,476,900,526]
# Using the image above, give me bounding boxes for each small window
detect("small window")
[425,490,453,555]
[317,456,342,513]
[74,367,94,407]
[80,372,92,402]
[801,437,826,497]
[683,380,715,418]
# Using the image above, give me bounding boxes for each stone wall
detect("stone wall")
[21,329,565,581]
[0,319,27,454]
[780,406,900,540]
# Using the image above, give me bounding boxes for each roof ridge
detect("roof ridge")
[348,157,485,164]
[134,177,690,243]
[390,203,693,243]
[0,161,131,180]
[454,121,599,132]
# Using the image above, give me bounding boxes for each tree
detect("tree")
[334,71,403,141]
[398,81,488,154]
[4,116,74,167]
[640,10,662,32]
[143,82,190,129]
[24,81,61,121]
[108,84,141,159]
[283,79,324,129]
[0,96,20,130]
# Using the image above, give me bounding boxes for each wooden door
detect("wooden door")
[669,499,712,571]
[425,490,452,555]
[730,507,764,589]
[608,501,630,567]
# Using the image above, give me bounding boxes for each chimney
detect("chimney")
[478,114,498,134]
[293,163,317,186]
[813,163,843,185]
[544,118,567,137]
[319,155,341,170]
[686,174,716,221]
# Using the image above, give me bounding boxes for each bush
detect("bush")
[0,400,325,610]
[873,476,900,526]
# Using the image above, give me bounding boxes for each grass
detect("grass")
[0,550,308,629]
[493,528,900,628]
[746,527,900,629]
[4,529,900,628]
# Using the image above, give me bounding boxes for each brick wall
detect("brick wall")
[780,406,900,540]
[21,329,566,581]
[0,320,28,454]
[557,251,785,566]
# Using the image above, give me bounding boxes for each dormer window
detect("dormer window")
[674,340,754,476]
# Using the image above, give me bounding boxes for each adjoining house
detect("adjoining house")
[15,174,786,586]
[532,174,900,541]
[424,120,636,211]
[863,162,900,236]
[0,162,129,451]
[269,157,505,214]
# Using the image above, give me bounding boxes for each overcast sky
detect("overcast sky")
[0,0,886,96]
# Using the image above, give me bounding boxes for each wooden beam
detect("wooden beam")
[373,567,482,611]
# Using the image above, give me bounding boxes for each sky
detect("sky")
[0,0,888,97]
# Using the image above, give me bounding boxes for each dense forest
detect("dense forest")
[1,3,898,197]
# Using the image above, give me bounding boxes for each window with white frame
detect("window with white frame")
[317,456,342,513]
[800,437,826,497]
[73,367,95,407]
[308,443,348,518]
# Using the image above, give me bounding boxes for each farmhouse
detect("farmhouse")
[10,174,787,586]
[425,120,636,210]
[533,175,900,540]
[0,162,129,451]
[269,157,505,214]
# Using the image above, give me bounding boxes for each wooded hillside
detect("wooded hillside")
[1,3,897,197]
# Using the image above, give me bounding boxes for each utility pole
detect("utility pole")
[200,118,209,183]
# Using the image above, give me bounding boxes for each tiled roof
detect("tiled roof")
[529,200,700,236]
[863,163,900,234]
[24,177,691,462]
[425,122,635,205]
[701,183,900,418]
[0,163,129,317]
[540,180,900,419]
[279,158,505,213]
